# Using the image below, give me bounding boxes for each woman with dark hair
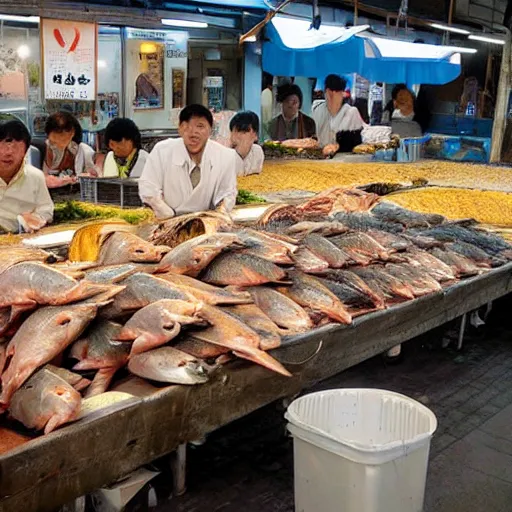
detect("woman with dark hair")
[102,118,148,178]
[268,83,316,141]
[230,111,264,176]
[43,111,96,188]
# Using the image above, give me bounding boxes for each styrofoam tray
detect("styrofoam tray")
[22,229,76,249]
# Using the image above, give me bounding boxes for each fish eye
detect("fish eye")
[58,318,71,326]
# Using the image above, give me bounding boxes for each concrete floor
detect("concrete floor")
[149,297,512,512]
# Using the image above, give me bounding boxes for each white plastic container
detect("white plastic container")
[286,389,437,512]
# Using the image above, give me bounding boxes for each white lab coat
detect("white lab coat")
[138,138,238,217]
[236,144,264,177]
[312,101,364,147]
[0,164,54,233]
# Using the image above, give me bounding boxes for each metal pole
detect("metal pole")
[170,443,187,497]
[490,30,511,163]
[457,313,467,350]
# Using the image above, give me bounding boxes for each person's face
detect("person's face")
[326,88,344,107]
[394,90,414,116]
[230,128,257,149]
[0,138,27,177]
[179,116,212,155]
[282,94,300,119]
[109,138,135,159]
[48,130,74,150]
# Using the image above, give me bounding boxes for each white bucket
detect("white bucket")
[286,389,437,512]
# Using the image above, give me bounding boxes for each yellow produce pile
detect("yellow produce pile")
[239,160,512,193]
[388,187,512,226]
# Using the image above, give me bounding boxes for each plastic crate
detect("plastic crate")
[79,176,143,208]
[397,134,432,162]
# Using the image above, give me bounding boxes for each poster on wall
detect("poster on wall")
[41,18,97,101]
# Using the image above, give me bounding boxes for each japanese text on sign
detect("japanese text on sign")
[42,19,97,101]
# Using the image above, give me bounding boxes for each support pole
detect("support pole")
[457,313,467,351]
[490,30,512,163]
[170,443,187,497]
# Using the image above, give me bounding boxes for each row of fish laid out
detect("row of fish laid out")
[2,187,512,437]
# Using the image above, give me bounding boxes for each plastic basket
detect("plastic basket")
[79,176,143,208]
[397,134,432,162]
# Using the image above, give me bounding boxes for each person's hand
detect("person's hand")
[83,167,98,178]
[322,143,339,156]
[231,131,255,160]
[18,212,47,233]
[45,174,75,188]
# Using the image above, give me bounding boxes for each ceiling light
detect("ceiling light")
[161,19,208,29]
[451,47,478,54]
[0,14,39,23]
[431,23,470,35]
[97,60,107,69]
[17,44,30,59]
[468,34,505,44]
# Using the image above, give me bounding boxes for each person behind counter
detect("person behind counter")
[0,119,53,233]
[230,111,264,177]
[312,74,364,156]
[268,83,316,141]
[102,118,149,179]
[43,111,97,188]
[383,86,423,138]
[138,104,238,219]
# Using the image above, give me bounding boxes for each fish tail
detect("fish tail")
[233,349,292,377]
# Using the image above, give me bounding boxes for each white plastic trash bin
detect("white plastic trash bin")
[286,389,437,512]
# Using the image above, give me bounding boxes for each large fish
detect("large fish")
[351,266,415,302]
[330,233,390,263]
[285,221,349,238]
[202,253,288,287]
[0,302,101,408]
[400,248,456,282]
[247,287,313,332]
[279,271,352,325]
[128,347,210,385]
[430,247,482,278]
[385,263,442,297]
[302,234,352,268]
[372,202,445,228]
[157,233,243,276]
[194,304,291,376]
[98,231,169,265]
[445,241,501,268]
[83,264,142,284]
[44,364,91,392]
[174,336,230,360]
[8,368,81,435]
[114,299,204,355]
[333,212,404,234]
[100,273,197,319]
[158,272,252,305]
[366,230,411,252]
[70,320,130,370]
[236,228,296,264]
[0,246,54,275]
[319,270,386,313]
[292,247,329,274]
[224,304,282,351]
[0,262,118,315]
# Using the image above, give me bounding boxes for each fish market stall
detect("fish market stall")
[1,188,512,512]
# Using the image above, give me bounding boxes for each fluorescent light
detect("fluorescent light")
[451,47,478,54]
[97,60,107,69]
[17,44,30,59]
[161,19,208,29]
[468,34,505,45]
[0,14,39,23]
[431,23,470,35]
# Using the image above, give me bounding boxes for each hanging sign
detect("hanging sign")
[42,18,97,101]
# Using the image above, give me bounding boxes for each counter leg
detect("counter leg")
[170,443,187,496]
[457,313,467,351]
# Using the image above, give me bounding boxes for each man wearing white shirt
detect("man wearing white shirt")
[138,104,238,219]
[230,111,264,177]
[312,74,364,156]
[0,119,53,233]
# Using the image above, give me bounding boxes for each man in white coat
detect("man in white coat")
[138,104,238,219]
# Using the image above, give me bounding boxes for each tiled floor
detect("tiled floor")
[152,297,512,511]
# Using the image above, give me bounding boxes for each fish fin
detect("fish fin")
[113,327,137,342]
[9,303,36,323]
[233,349,292,377]
[84,367,118,398]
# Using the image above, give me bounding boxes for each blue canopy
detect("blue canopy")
[182,0,268,8]
[263,17,465,85]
